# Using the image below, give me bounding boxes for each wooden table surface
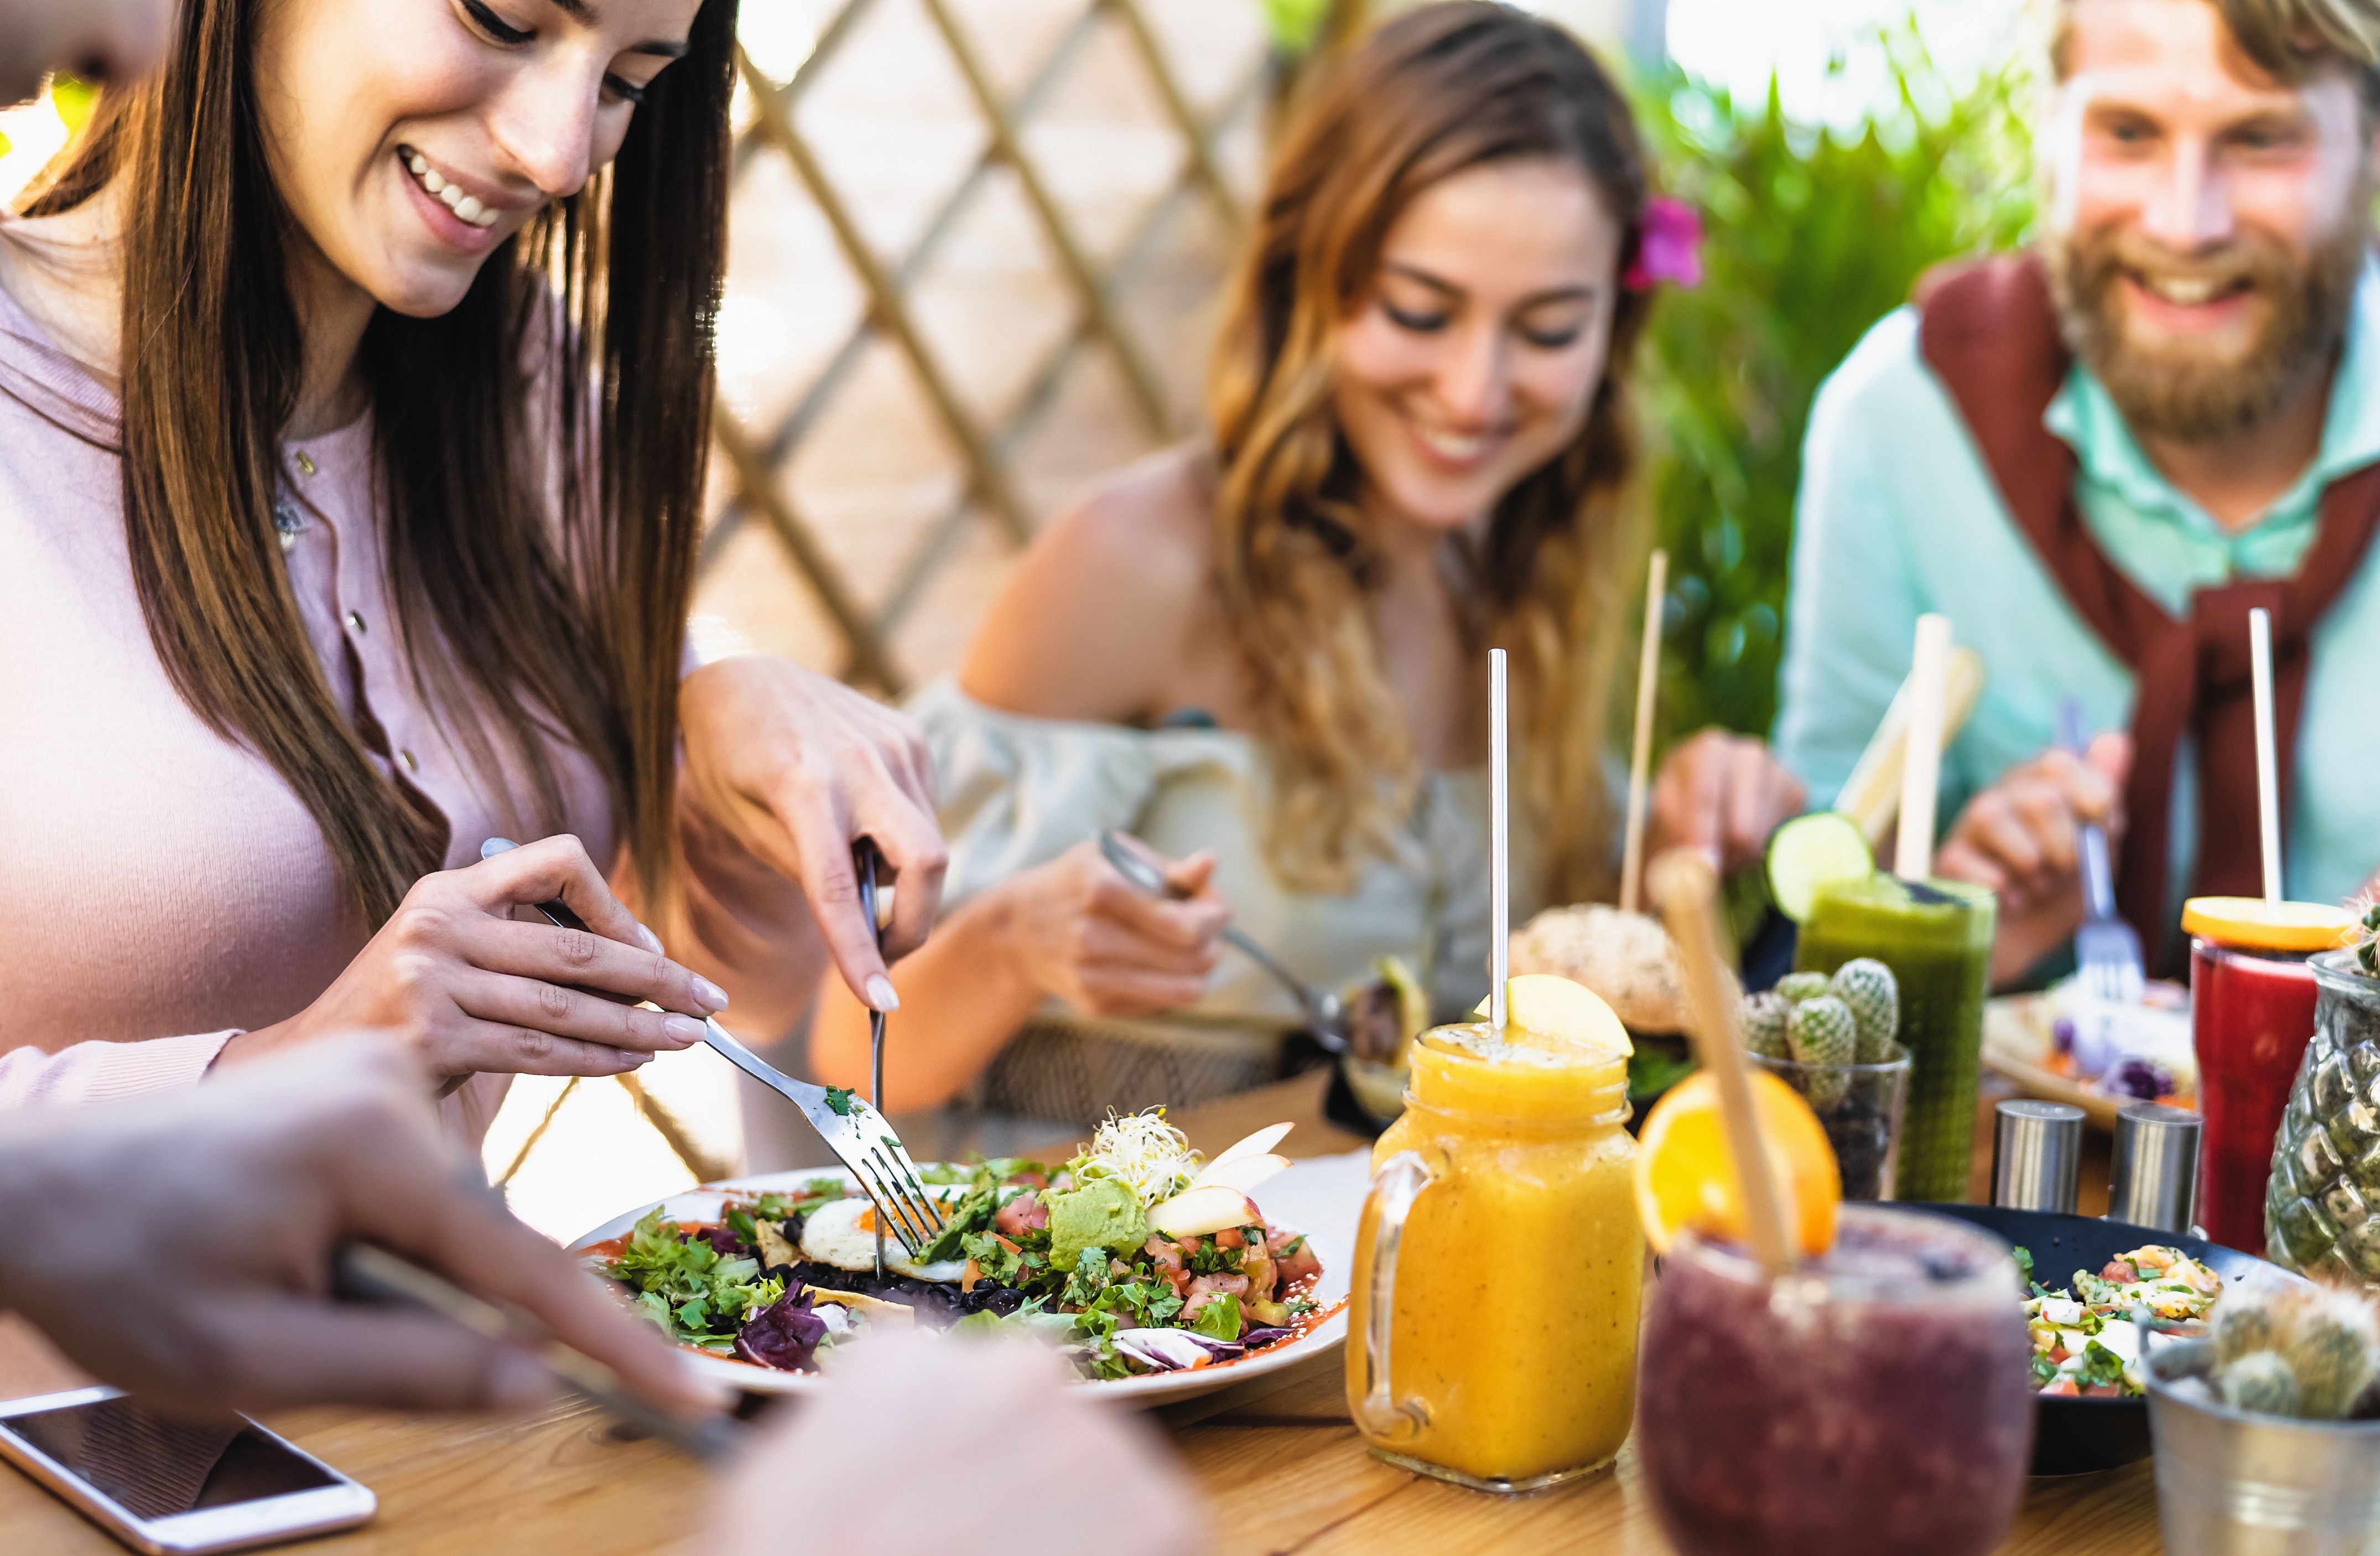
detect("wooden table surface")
[0,1070,2161,1555]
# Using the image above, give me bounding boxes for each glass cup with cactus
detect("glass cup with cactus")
[1746,959,1911,1200]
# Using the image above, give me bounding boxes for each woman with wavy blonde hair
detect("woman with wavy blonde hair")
[807,1,1801,1129]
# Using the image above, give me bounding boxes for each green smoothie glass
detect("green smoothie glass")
[1796,876,1996,1202]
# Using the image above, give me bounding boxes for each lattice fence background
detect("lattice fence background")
[694,0,1276,692]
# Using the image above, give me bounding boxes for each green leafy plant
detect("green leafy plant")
[1630,33,2036,743]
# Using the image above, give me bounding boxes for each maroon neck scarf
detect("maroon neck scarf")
[1915,255,2380,966]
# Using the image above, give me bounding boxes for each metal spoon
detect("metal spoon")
[1095,829,1349,1052]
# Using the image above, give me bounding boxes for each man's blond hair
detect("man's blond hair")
[2050,0,2380,111]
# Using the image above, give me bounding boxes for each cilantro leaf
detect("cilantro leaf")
[1061,1246,1113,1308]
[823,1086,856,1117]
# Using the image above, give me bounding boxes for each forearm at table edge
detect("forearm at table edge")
[0,1031,237,1111]
[809,883,1041,1112]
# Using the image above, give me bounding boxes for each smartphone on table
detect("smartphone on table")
[0,1387,373,1553]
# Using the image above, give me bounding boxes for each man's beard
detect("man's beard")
[2044,211,2370,445]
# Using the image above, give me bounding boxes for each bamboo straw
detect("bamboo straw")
[1489,647,1509,1035]
[1653,849,1795,1278]
[1619,549,1669,915]
[2249,608,2283,905]
[1836,647,1986,848]
[1893,614,1953,881]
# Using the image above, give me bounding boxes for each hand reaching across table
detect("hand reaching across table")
[0,1034,719,1419]
[215,833,729,1083]
[1935,733,2133,987]
[1648,728,1809,878]
[809,836,1229,1112]
[676,656,948,1015]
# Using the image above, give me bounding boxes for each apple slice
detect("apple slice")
[1189,1151,1290,1196]
[1149,1185,1262,1241]
[1202,1122,1292,1174]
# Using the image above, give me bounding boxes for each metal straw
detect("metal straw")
[1619,549,1668,915]
[2248,606,2283,905]
[1489,647,1509,1035]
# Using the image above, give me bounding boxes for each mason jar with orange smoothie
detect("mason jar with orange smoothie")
[1344,974,1643,1492]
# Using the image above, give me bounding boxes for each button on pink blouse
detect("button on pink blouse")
[0,281,618,1139]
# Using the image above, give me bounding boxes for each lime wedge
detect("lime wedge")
[1766,811,1873,924]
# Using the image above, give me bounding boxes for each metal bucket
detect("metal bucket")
[2147,1340,2380,1555]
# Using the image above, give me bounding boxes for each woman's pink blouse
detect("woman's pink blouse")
[0,283,615,1139]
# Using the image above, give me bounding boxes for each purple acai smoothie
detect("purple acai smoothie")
[1636,1206,2034,1556]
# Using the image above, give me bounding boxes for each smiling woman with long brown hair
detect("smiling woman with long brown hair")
[0,0,946,1129]
[806,2,1804,1128]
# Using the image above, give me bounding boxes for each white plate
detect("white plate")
[570,1155,1363,1407]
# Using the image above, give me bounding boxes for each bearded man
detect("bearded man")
[1775,0,2380,983]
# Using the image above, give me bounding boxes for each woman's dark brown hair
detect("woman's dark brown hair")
[1208,2,1655,903]
[25,0,739,925]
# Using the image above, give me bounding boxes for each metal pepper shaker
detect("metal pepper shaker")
[1993,1099,2086,1213]
[2107,1103,2201,1235]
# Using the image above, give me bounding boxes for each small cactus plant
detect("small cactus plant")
[2201,1285,2380,1421]
[2213,1294,2288,1365]
[2284,1290,2380,1419]
[1787,995,1857,1107]
[2215,1350,2304,1417]
[1743,991,1792,1061]
[1830,958,1900,1064]
[2353,900,2380,978]
[1775,971,1833,1006]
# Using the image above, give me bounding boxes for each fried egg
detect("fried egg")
[799,1194,968,1283]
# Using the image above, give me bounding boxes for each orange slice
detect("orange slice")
[2180,897,2359,953]
[1634,1070,1840,1258]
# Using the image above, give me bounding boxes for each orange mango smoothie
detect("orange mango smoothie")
[1346,1019,1644,1490]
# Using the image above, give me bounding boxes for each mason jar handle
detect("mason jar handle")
[1353,1149,1436,1442]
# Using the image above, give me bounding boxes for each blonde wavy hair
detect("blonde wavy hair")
[1206,3,1656,905]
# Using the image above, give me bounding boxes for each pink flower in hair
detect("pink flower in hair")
[1625,196,1702,291]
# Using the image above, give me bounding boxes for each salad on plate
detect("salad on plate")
[591,1111,1333,1382]
[2019,1242,2223,1397]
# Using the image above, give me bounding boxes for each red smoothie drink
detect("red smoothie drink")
[1636,1206,2033,1556]
[2182,899,2357,1256]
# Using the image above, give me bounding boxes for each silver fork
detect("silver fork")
[479,838,947,1259]
[2057,704,2144,1006]
[1097,829,1351,1052]
[854,836,891,1277]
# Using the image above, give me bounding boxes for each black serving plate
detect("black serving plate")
[1898,1203,2298,1476]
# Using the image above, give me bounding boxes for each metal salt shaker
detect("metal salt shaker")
[2107,1103,2202,1235]
[1993,1099,2086,1213]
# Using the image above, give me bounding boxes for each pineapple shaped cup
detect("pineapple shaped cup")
[2266,915,2380,1287]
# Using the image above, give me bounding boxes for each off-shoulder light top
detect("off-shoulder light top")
[914,677,1537,1123]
